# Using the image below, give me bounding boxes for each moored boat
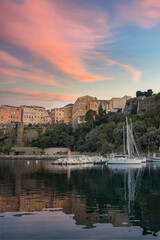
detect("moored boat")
[108,118,144,165]
[107,155,142,164]
[151,153,160,162]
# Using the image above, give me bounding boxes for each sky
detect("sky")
[0,0,160,108]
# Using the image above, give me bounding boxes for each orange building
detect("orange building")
[0,105,22,124]
[51,107,64,124]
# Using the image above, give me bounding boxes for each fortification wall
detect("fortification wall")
[137,96,160,114]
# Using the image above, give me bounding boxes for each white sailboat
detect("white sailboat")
[108,118,144,164]
[151,153,160,162]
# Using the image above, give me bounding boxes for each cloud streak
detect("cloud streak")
[1,0,157,107]
[0,0,112,83]
[92,52,142,83]
[0,87,78,102]
[115,0,160,28]
[0,49,70,88]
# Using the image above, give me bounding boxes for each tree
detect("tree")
[94,104,108,126]
[136,89,153,98]
[85,128,99,152]
[131,104,138,114]
[147,89,153,97]
[155,105,160,128]
[102,141,109,153]
[85,109,96,128]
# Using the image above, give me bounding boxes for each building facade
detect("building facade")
[44,110,52,124]
[0,105,22,124]
[64,104,73,124]
[21,106,46,125]
[71,95,110,129]
[109,96,131,113]
[51,108,64,124]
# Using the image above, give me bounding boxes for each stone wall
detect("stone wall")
[24,128,39,142]
[0,123,47,148]
[11,147,43,155]
[124,96,145,114]
[44,147,68,155]
[137,96,160,114]
[0,123,17,147]
[23,126,46,144]
[16,123,24,147]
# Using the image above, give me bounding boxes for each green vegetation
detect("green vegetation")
[136,89,153,98]
[0,143,11,155]
[32,123,74,149]
[0,91,160,155]
[30,101,160,154]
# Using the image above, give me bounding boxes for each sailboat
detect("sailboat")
[151,153,160,162]
[108,118,145,164]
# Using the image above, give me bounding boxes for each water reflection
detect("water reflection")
[0,160,160,236]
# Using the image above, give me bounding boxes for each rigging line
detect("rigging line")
[132,123,144,156]
[128,123,139,156]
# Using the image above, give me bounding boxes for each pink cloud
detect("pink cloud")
[0,0,112,83]
[116,0,160,28]
[80,75,112,82]
[0,50,70,88]
[0,87,78,102]
[0,50,24,67]
[92,53,142,83]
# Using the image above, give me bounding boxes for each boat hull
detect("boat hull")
[151,157,160,162]
[107,157,141,164]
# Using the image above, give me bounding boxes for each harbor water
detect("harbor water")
[0,159,160,239]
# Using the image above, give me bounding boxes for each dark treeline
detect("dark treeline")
[136,89,153,98]
[31,102,160,154]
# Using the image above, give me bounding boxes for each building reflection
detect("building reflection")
[0,160,160,235]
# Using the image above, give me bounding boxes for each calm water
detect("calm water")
[0,160,160,239]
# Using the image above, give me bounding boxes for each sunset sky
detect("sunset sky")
[0,0,160,108]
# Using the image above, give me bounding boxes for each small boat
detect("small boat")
[108,118,144,165]
[151,153,160,162]
[107,155,141,164]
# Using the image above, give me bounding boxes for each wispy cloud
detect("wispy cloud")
[0,50,24,67]
[105,59,142,83]
[0,87,78,102]
[115,0,160,28]
[0,0,112,83]
[91,52,142,83]
[0,67,70,88]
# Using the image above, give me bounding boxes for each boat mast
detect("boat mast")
[126,117,130,156]
[123,124,126,155]
[129,119,140,157]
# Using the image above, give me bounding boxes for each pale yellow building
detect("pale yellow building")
[72,95,110,129]
[64,104,73,124]
[21,105,45,125]
[89,99,110,113]
[51,107,64,124]
[109,96,131,113]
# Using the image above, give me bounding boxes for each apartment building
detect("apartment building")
[45,110,52,124]
[71,95,110,129]
[89,99,110,113]
[71,95,131,129]
[51,107,64,124]
[0,105,22,124]
[21,105,45,125]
